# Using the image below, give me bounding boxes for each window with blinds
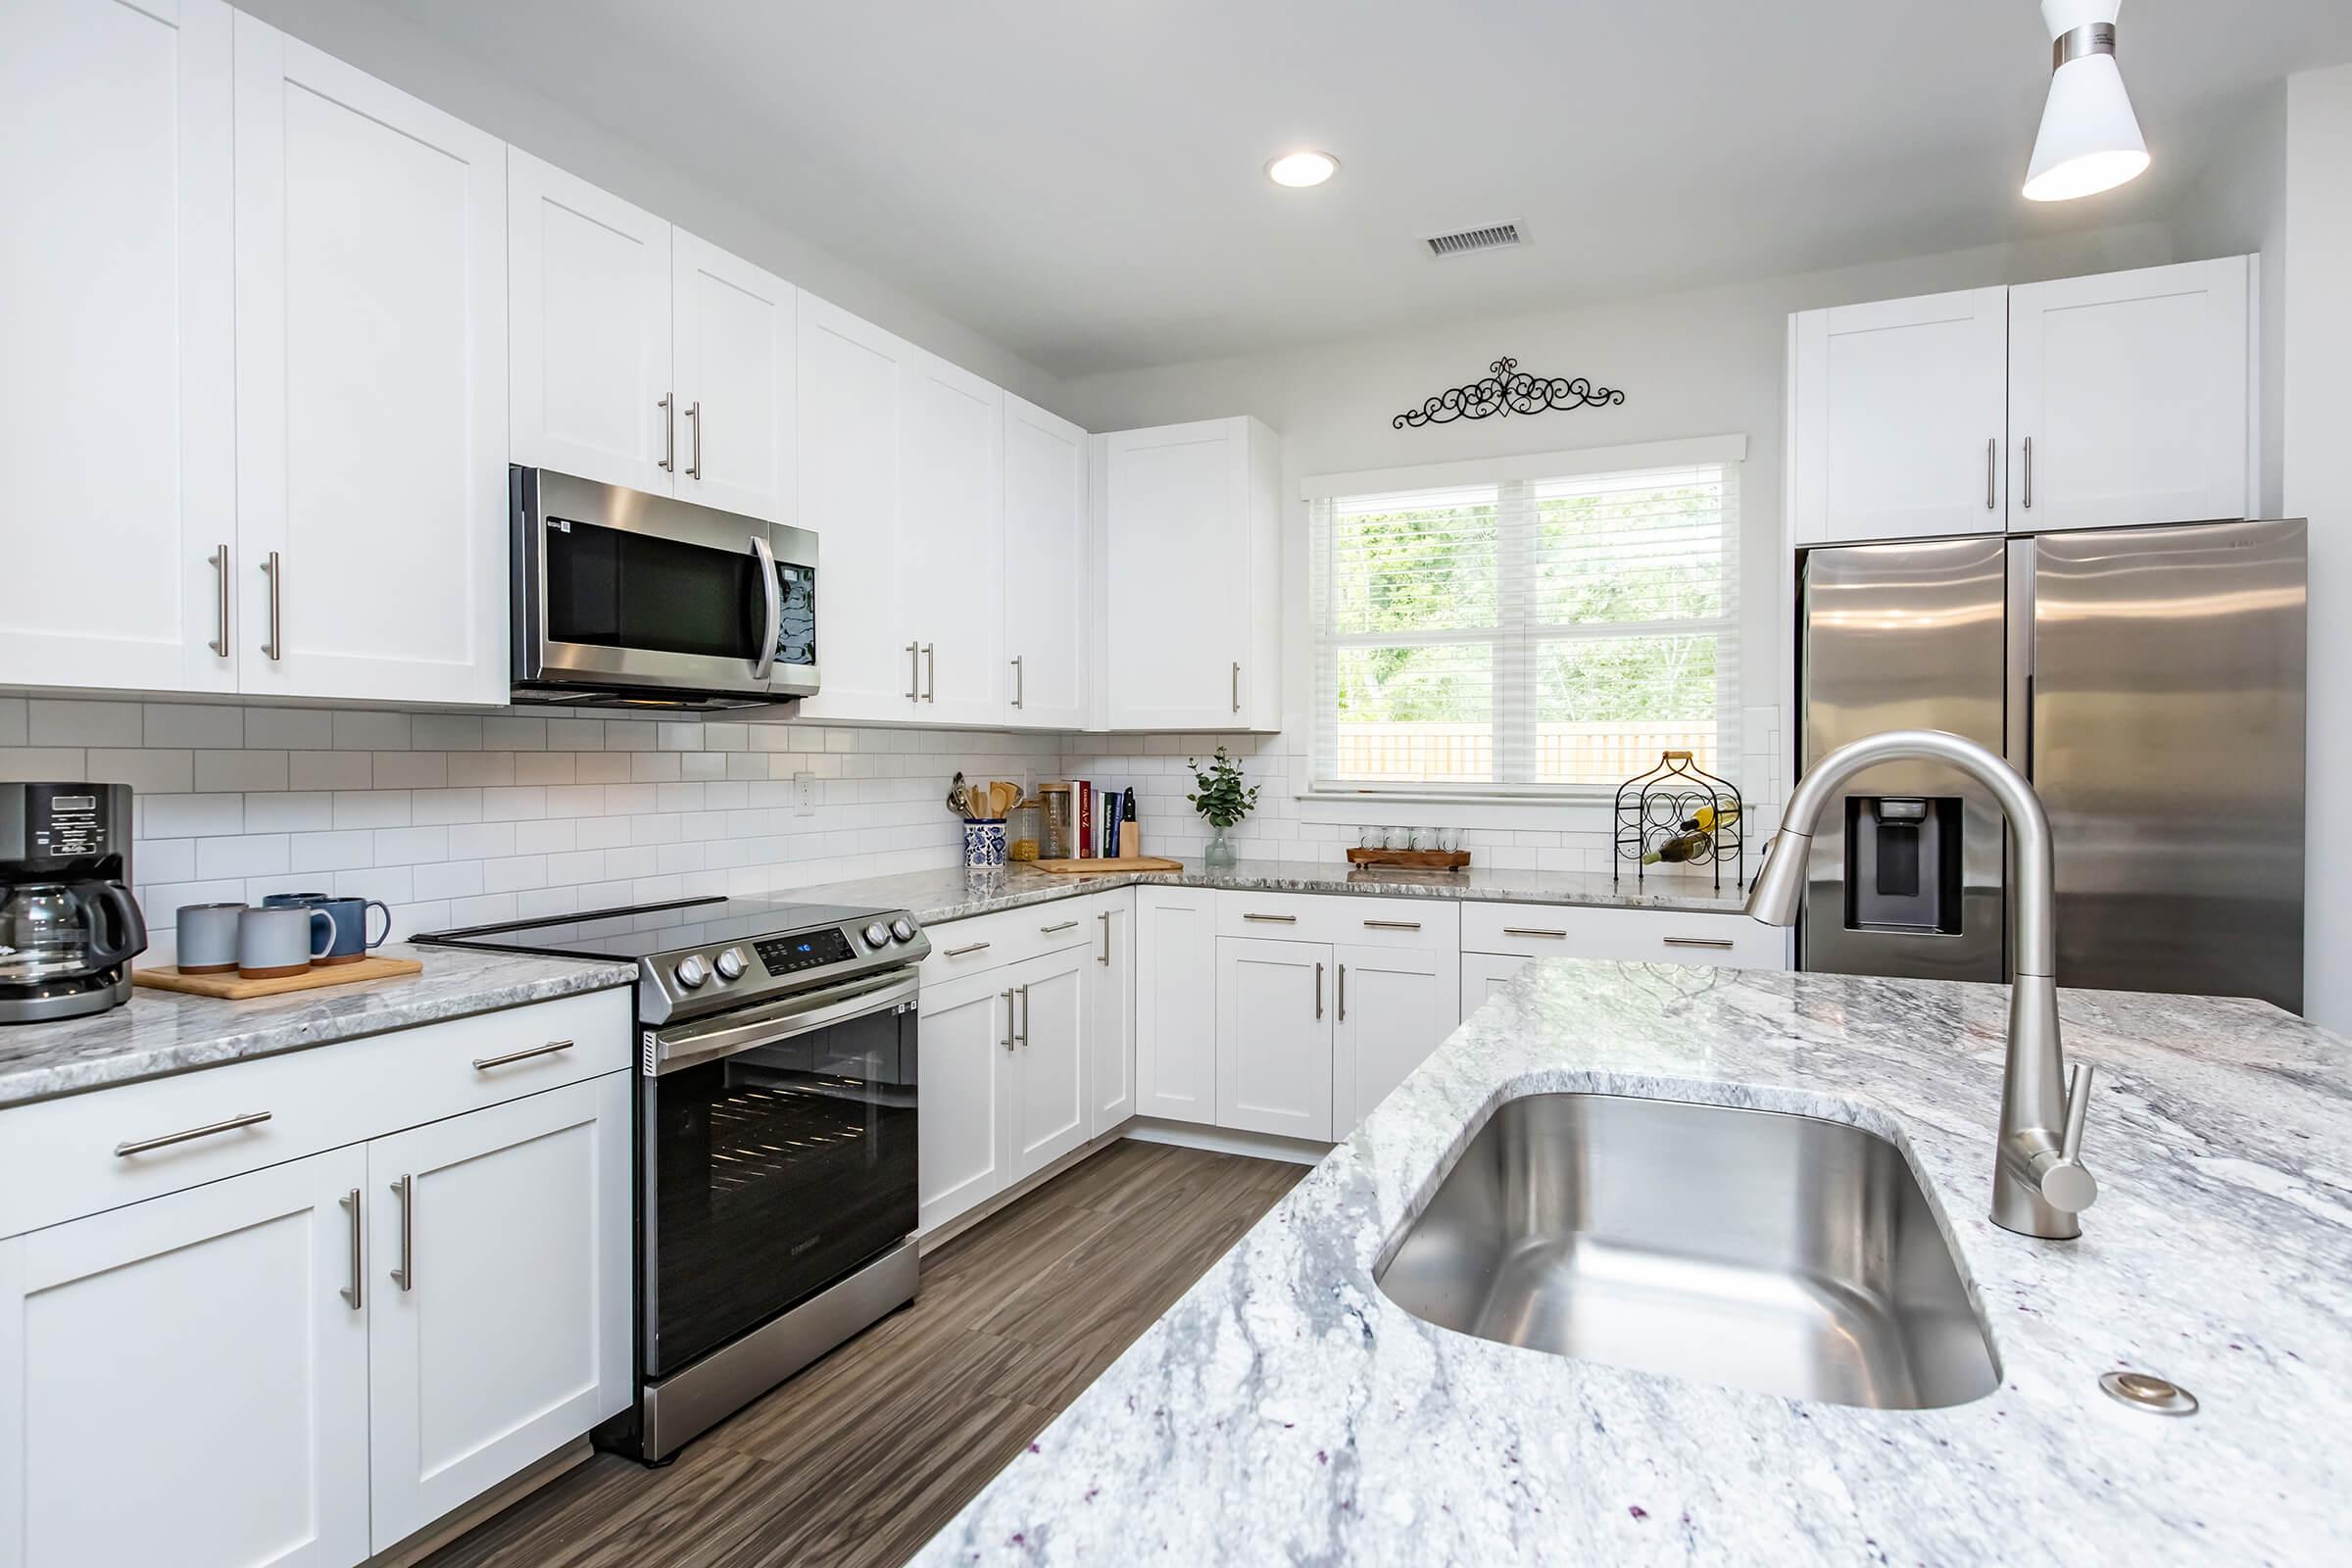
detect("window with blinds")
[1309,455,1739,796]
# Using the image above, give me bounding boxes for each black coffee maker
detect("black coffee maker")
[0,783,147,1024]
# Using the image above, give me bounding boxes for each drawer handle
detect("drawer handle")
[115,1109,272,1157]
[944,941,991,958]
[1242,912,1298,923]
[1501,927,1567,940]
[1040,920,1080,934]
[472,1038,575,1070]
[1362,918,1422,931]
[1662,936,1736,951]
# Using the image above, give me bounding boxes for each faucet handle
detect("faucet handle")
[2039,1061,2099,1213]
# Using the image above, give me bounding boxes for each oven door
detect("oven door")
[641,969,917,1379]
[514,466,818,700]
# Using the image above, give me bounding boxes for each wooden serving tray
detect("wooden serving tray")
[134,955,424,1000]
[1347,848,1472,870]
[1028,856,1185,875]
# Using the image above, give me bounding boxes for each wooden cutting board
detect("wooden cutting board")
[1029,857,1184,875]
[133,955,424,1000]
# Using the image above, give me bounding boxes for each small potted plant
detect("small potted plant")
[1186,746,1261,868]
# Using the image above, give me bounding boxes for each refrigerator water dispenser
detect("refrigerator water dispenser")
[1844,796,1962,935]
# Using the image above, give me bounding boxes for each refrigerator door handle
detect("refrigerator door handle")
[2004,538,2036,781]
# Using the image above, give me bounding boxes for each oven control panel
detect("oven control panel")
[755,928,856,976]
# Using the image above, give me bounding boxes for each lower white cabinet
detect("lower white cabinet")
[1006,946,1091,1180]
[1333,943,1458,1135]
[1088,892,1137,1135]
[1214,937,1335,1142]
[1134,887,1218,1122]
[365,1074,631,1549]
[0,1147,371,1568]
[1459,952,1533,1022]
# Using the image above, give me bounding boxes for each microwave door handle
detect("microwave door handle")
[749,534,781,681]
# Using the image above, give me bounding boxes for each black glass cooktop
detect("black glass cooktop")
[418,896,887,963]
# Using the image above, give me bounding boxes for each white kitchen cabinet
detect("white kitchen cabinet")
[365,1074,631,1550]
[900,350,1005,723]
[1088,891,1138,1135]
[507,148,676,495]
[1214,937,1334,1142]
[916,967,1015,1233]
[1004,394,1092,729]
[1005,945,1091,1180]
[1459,952,1533,1022]
[1135,886,1219,1122]
[1789,286,2009,545]
[232,15,509,706]
[1332,943,1458,1135]
[0,1147,371,1568]
[0,0,238,696]
[2007,256,2254,531]
[1096,417,1282,730]
[797,295,913,722]
[671,229,797,523]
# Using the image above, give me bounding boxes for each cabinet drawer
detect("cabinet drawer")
[1214,890,1459,953]
[918,898,1096,985]
[0,988,631,1240]
[1461,902,1784,969]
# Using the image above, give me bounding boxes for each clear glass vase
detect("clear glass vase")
[1202,824,1239,868]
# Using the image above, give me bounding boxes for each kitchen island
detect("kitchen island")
[909,959,2352,1564]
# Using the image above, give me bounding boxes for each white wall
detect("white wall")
[2173,87,2289,516]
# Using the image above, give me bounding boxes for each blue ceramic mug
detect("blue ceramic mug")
[265,892,392,966]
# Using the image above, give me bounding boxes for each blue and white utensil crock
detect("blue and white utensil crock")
[963,818,1008,869]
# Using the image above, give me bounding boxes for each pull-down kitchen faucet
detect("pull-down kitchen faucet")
[1744,728,2099,1240]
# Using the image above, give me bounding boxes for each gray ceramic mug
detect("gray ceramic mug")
[237,905,337,979]
[175,903,248,974]
[266,892,390,966]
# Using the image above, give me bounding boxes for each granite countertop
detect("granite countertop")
[912,960,2352,1564]
[794,857,1750,925]
[0,944,639,1110]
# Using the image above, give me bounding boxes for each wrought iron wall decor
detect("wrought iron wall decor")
[1392,356,1625,429]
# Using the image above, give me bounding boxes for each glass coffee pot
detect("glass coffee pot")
[0,880,147,986]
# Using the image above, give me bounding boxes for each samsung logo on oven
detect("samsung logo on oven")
[790,1234,821,1257]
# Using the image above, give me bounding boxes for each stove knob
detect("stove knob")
[862,922,891,950]
[890,917,917,944]
[713,947,748,982]
[673,955,710,991]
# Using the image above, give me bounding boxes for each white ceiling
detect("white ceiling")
[364,0,2352,378]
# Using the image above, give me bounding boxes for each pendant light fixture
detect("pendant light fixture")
[2024,0,2149,201]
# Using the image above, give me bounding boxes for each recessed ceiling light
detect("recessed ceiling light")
[1266,150,1340,189]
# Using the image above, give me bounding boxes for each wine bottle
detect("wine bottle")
[1678,802,1740,835]
[1643,827,1711,866]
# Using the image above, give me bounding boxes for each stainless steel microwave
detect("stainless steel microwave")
[510,467,818,710]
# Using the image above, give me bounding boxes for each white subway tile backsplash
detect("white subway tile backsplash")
[513,818,577,856]
[482,715,547,751]
[290,751,372,791]
[544,717,604,752]
[332,710,412,752]
[576,753,631,785]
[514,753,575,786]
[290,830,375,872]
[370,752,449,789]
[485,855,549,893]
[143,703,243,749]
[246,708,335,749]
[411,788,485,825]
[134,839,196,885]
[196,833,290,878]
[373,825,450,865]
[413,858,484,901]
[412,713,484,751]
[630,752,682,783]
[29,700,143,748]
[0,747,87,783]
[446,821,516,861]
[195,750,288,793]
[447,751,516,788]
[331,791,412,830]
[146,793,244,838]
[481,786,548,821]
[0,699,25,747]
[245,792,337,832]
[89,748,194,795]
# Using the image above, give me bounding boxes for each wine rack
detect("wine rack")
[1614,752,1745,890]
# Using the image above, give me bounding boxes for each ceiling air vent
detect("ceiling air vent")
[1424,221,1524,260]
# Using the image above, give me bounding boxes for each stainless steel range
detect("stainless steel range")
[422,894,929,1461]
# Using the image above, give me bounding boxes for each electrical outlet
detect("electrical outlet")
[794,772,817,814]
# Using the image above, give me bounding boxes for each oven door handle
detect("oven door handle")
[649,969,917,1076]
[749,534,781,683]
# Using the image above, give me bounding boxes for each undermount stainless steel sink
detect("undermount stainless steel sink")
[1375,1094,1999,1410]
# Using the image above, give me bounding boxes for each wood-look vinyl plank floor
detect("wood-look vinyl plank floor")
[421,1140,1304,1568]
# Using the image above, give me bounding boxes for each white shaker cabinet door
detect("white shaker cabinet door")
[2008,256,2253,531]
[232,16,509,705]
[1007,945,1091,1180]
[900,350,1005,724]
[1003,394,1090,729]
[1134,886,1218,1123]
[365,1073,631,1550]
[1458,952,1533,1023]
[796,295,914,721]
[0,1147,370,1568]
[0,0,237,694]
[1100,420,1254,728]
[1087,892,1138,1135]
[1332,942,1457,1135]
[916,969,1015,1234]
[1790,287,2009,545]
[671,229,795,524]
[509,149,676,495]
[1214,937,1335,1142]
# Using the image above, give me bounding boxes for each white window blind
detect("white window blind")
[1309,457,1740,797]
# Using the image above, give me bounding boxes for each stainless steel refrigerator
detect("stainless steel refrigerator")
[1796,519,2306,1013]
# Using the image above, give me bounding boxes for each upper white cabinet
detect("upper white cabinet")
[2007,256,2254,531]
[900,351,1005,724]
[1096,417,1283,731]
[1789,259,2259,548]
[670,230,797,522]
[233,15,509,705]
[1004,395,1092,729]
[508,149,675,496]
[1789,286,2010,546]
[796,295,914,722]
[0,0,239,696]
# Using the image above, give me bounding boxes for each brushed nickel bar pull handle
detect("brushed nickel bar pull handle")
[1362,918,1422,931]
[340,1188,363,1310]
[1231,661,1241,714]
[906,643,920,702]
[1314,960,1324,1021]
[1015,983,1030,1049]
[1040,920,1080,934]
[1502,926,1567,940]
[1242,912,1298,923]
[685,400,703,480]
[210,544,231,657]
[389,1173,414,1291]
[115,1109,271,1157]
[1010,655,1024,710]
[1099,909,1111,965]
[1002,989,1015,1052]
[659,394,675,471]
[472,1038,574,1070]
[1986,437,1997,511]
[922,643,936,703]
[2022,435,2034,509]
[262,551,283,661]
[1337,961,1347,1023]
[1662,936,1736,951]
[944,941,991,958]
